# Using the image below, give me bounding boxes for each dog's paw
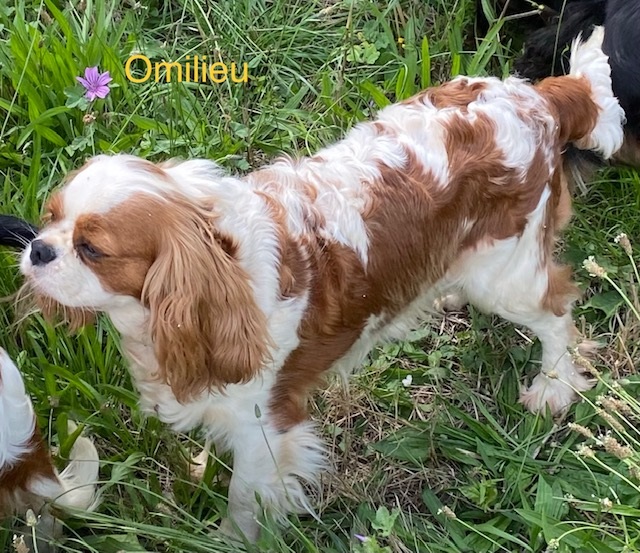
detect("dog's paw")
[520,369,593,415]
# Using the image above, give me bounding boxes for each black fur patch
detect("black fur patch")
[0,215,38,249]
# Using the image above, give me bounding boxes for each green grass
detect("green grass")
[1,0,640,551]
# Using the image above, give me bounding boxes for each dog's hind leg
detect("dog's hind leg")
[456,189,593,415]
[464,257,592,414]
[512,299,594,415]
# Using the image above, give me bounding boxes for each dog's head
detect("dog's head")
[21,155,268,400]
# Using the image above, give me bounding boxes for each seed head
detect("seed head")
[603,435,633,459]
[437,506,457,519]
[615,233,633,257]
[583,256,607,278]
[598,409,625,433]
[568,423,595,440]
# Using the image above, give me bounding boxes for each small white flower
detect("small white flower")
[545,538,560,552]
[402,374,413,387]
[600,497,613,510]
[577,444,595,458]
[437,506,457,519]
[614,233,633,256]
[12,534,29,553]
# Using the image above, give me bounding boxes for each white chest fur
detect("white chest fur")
[105,294,308,450]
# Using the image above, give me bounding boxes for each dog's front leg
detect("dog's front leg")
[218,419,326,542]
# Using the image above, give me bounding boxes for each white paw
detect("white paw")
[520,369,593,415]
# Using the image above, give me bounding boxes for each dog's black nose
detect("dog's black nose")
[30,239,57,266]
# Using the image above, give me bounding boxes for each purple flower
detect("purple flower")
[76,67,112,101]
[354,534,369,543]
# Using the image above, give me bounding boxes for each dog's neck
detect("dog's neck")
[106,299,149,343]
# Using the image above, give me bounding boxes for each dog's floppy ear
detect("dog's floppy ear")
[142,197,268,402]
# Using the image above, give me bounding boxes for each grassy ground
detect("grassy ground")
[1,0,640,551]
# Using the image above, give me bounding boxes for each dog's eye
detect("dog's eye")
[77,242,103,259]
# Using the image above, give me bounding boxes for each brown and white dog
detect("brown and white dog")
[19,29,623,541]
[0,348,99,544]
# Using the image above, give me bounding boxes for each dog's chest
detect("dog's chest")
[119,337,223,431]
[118,335,279,449]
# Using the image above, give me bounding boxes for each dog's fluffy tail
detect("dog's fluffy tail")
[536,26,624,171]
[0,349,99,514]
[568,26,625,159]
